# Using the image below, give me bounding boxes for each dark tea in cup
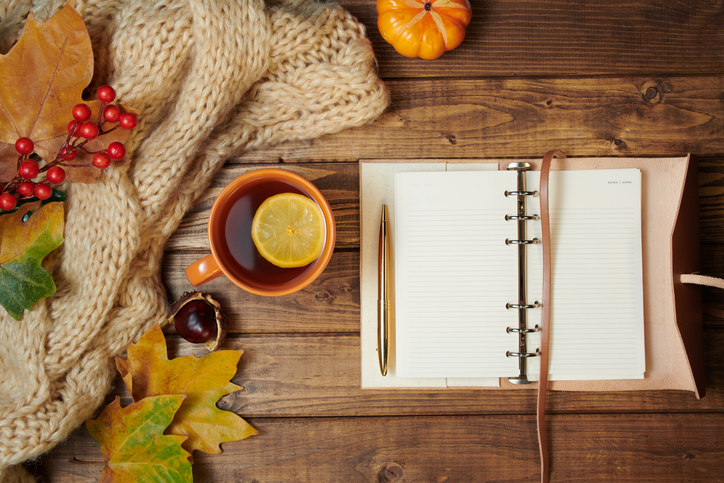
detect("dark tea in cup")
[185,169,335,296]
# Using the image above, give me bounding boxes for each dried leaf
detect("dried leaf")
[0,144,17,181]
[116,323,258,456]
[86,395,193,483]
[0,1,135,184]
[0,202,64,319]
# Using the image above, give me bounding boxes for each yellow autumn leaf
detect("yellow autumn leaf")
[115,323,258,456]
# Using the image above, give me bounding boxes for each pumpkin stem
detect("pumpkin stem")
[424,2,432,10]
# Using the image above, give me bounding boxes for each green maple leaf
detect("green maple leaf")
[86,395,193,483]
[0,202,64,320]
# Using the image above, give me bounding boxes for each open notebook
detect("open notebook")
[359,157,704,396]
[394,169,644,381]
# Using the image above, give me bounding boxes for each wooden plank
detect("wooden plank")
[166,163,359,251]
[162,251,360,333]
[699,158,724,246]
[164,248,724,335]
[232,76,724,160]
[28,413,724,482]
[168,157,724,250]
[338,0,724,78]
[133,330,724,418]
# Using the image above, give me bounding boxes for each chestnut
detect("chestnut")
[167,292,228,351]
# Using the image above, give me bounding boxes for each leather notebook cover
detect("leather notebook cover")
[359,155,704,398]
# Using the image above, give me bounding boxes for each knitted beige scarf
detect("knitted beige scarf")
[0,0,388,480]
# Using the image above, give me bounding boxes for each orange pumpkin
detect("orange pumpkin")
[377,0,472,60]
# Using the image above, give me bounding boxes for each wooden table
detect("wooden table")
[30,1,724,481]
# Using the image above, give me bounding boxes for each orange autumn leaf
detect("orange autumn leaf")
[116,323,258,456]
[0,1,136,183]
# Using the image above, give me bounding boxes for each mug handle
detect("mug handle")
[185,254,223,286]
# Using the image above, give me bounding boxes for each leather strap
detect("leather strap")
[681,273,724,290]
[681,274,724,318]
[537,149,566,483]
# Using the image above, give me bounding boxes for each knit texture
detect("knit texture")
[0,0,388,479]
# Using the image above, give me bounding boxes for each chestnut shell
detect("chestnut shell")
[167,292,228,351]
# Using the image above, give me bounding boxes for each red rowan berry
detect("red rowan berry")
[103,105,121,123]
[106,142,126,160]
[19,160,39,179]
[118,113,137,130]
[97,85,116,103]
[72,104,92,122]
[34,183,52,200]
[46,166,66,185]
[60,146,77,161]
[79,122,99,139]
[68,121,82,136]
[92,152,111,169]
[0,193,17,211]
[17,181,35,197]
[15,137,34,155]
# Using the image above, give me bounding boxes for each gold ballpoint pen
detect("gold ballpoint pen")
[377,204,390,376]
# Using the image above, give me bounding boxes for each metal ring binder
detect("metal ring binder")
[505,238,540,245]
[505,190,537,197]
[507,326,540,334]
[504,162,541,385]
[505,214,539,221]
[506,302,540,309]
[506,350,541,358]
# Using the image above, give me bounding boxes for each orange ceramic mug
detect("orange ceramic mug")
[185,169,336,296]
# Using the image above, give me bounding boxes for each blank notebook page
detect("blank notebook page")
[394,169,645,380]
[525,169,645,380]
[395,171,520,378]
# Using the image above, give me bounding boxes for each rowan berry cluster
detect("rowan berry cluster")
[0,85,137,212]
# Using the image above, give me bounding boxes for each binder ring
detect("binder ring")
[505,190,538,197]
[505,214,539,221]
[506,350,540,358]
[506,326,540,334]
[505,238,540,245]
[506,302,540,309]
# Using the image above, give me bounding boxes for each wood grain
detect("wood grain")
[162,251,360,333]
[165,250,724,335]
[698,158,724,246]
[29,413,724,483]
[232,76,724,161]
[163,156,724,335]
[165,163,360,251]
[168,156,724,251]
[110,330,722,419]
[31,1,724,480]
[339,0,724,78]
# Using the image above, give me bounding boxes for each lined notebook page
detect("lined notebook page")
[395,171,520,377]
[394,169,645,380]
[525,169,645,379]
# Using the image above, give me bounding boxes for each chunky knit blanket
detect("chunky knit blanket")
[0,0,388,480]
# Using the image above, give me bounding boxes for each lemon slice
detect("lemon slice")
[251,193,326,268]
